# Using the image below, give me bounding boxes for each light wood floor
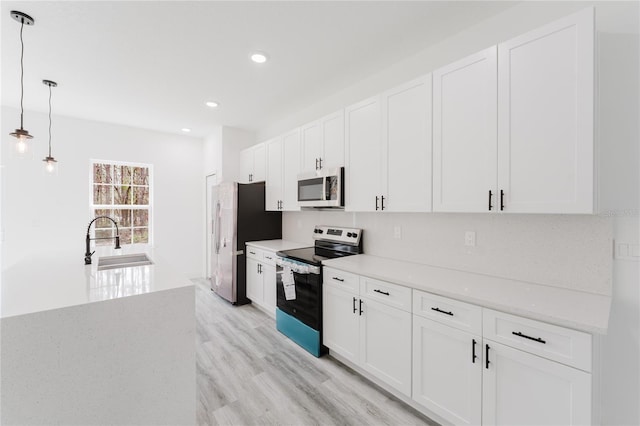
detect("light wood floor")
[194,279,437,426]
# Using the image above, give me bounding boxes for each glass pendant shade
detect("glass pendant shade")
[43,156,58,175]
[12,129,32,157]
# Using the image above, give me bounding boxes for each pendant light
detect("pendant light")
[42,80,58,175]
[9,11,35,157]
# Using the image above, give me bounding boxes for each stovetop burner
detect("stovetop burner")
[276,225,363,266]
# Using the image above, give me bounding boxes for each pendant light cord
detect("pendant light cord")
[48,83,52,157]
[19,19,25,129]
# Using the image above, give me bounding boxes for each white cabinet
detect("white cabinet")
[482,340,591,425]
[322,269,411,396]
[346,76,432,212]
[265,137,283,211]
[497,7,594,213]
[345,96,382,212]
[239,144,266,183]
[433,8,594,214]
[382,75,433,212]
[432,46,498,213]
[245,246,278,317]
[413,315,482,426]
[266,130,302,211]
[301,110,345,172]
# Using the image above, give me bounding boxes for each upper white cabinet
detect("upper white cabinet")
[265,137,283,211]
[239,143,266,184]
[345,76,432,212]
[497,7,594,213]
[345,96,382,212]
[433,8,594,214]
[301,110,345,172]
[382,75,433,212]
[433,46,498,213]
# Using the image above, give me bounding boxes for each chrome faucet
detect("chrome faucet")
[85,216,121,264]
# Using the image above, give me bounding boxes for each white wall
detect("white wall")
[1,107,205,278]
[264,2,639,424]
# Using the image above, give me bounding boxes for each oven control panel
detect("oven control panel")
[313,225,362,245]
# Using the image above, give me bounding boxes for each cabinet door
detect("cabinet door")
[322,284,359,364]
[320,110,345,169]
[359,297,412,396]
[301,121,322,172]
[239,148,253,183]
[413,316,482,425]
[497,8,594,213]
[262,264,277,317]
[482,340,591,425]
[265,138,283,211]
[282,129,302,211]
[252,144,266,182]
[345,96,382,212]
[246,258,263,303]
[382,75,432,212]
[433,46,498,212]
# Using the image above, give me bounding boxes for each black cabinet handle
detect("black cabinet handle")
[373,289,390,296]
[375,196,379,211]
[249,251,256,255]
[472,339,477,363]
[249,174,253,182]
[315,158,319,170]
[265,256,272,260]
[359,299,364,315]
[332,277,344,282]
[319,158,323,169]
[381,195,385,210]
[488,190,493,211]
[353,297,357,314]
[500,189,505,211]
[485,344,490,369]
[512,331,546,344]
[431,307,454,316]
[257,264,261,274]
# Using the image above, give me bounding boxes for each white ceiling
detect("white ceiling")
[1,1,516,138]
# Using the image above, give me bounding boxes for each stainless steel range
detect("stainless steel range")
[275,225,363,357]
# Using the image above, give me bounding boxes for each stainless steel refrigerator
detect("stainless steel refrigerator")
[210,182,282,304]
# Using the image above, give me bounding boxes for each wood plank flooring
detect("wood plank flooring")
[194,279,437,425]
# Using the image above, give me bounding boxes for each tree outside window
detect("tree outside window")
[91,161,151,245]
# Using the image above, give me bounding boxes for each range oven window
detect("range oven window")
[276,269,322,330]
[298,177,323,201]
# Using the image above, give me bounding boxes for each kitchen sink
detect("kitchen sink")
[97,253,153,271]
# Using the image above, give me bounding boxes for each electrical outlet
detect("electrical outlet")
[464,231,476,247]
[615,241,640,261]
[393,226,402,239]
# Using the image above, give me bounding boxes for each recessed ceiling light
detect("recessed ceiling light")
[250,52,268,64]
[205,101,219,108]
[181,128,191,133]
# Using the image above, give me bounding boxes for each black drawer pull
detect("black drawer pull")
[359,299,364,315]
[249,251,256,255]
[373,289,390,296]
[332,277,344,282]
[431,307,454,316]
[512,331,546,344]
[485,344,490,369]
[265,256,272,260]
[352,297,357,314]
[472,339,477,364]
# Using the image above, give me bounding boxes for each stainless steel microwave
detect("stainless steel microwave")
[297,167,344,208]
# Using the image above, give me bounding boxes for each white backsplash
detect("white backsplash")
[283,211,613,296]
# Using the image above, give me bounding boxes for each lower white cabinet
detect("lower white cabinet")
[246,246,278,317]
[482,340,591,425]
[322,269,412,396]
[413,315,482,425]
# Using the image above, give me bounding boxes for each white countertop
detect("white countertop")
[246,239,310,253]
[323,254,611,334]
[1,246,193,319]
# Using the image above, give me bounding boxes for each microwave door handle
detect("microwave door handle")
[322,177,327,202]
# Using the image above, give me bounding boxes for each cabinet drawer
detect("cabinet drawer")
[246,246,262,261]
[360,277,412,312]
[483,309,592,371]
[323,267,359,294]
[413,290,482,336]
[261,250,277,267]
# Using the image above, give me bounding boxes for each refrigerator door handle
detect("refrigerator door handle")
[233,250,244,256]
[214,201,222,254]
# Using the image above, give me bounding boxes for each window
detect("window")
[91,160,152,246]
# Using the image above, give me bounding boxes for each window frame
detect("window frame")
[89,159,154,247]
